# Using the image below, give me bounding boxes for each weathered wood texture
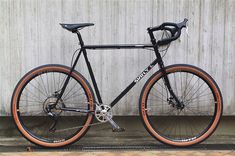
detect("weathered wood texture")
[0,0,234,115]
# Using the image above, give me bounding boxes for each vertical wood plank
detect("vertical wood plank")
[0,0,234,115]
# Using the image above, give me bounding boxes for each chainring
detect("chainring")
[95,104,112,123]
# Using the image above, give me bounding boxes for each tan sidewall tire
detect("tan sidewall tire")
[140,65,222,147]
[11,65,94,148]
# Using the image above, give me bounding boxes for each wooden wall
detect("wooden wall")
[0,0,234,115]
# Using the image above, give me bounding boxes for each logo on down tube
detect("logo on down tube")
[134,65,153,83]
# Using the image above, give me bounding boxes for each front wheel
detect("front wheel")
[139,64,223,147]
[11,64,95,148]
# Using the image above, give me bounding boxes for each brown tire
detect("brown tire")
[139,64,223,147]
[11,64,95,148]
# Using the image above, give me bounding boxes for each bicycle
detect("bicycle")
[11,18,223,148]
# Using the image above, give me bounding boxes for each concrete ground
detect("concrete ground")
[0,116,235,155]
[0,151,235,156]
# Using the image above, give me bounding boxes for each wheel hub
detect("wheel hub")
[168,97,185,110]
[43,96,64,116]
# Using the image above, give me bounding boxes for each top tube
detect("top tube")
[83,44,153,50]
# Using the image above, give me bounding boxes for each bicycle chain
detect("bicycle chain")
[55,102,109,132]
[55,121,106,132]
[51,102,113,132]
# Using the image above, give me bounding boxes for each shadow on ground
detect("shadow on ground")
[0,116,235,152]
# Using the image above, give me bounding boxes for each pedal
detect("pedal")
[26,146,33,152]
[108,118,125,132]
[112,127,125,132]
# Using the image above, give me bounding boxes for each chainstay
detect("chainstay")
[54,102,109,132]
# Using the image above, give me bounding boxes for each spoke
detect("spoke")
[169,124,177,138]
[185,87,210,103]
[57,73,61,91]
[156,81,167,91]
[39,75,49,96]
[152,86,167,98]
[147,98,168,104]
[20,111,45,115]
[62,82,79,100]
[34,77,49,97]
[158,121,171,136]
[158,107,175,115]
[187,116,195,137]
[185,107,210,116]
[184,98,215,105]
[46,72,50,95]
[185,81,205,102]
[173,115,178,138]
[182,74,194,99]
[20,99,43,103]
[153,80,169,102]
[184,92,213,107]
[19,100,43,107]
[184,77,200,99]
[19,104,42,107]
[148,93,168,103]
[63,92,86,102]
[53,72,56,93]
[23,88,44,103]
[179,117,182,139]
[185,116,200,136]
[29,82,48,97]
[20,94,44,104]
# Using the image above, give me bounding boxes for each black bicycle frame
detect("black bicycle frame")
[56,30,181,111]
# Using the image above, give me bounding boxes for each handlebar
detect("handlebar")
[148,18,188,46]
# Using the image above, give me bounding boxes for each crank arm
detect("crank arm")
[108,118,125,132]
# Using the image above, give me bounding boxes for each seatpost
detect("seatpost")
[76,31,84,47]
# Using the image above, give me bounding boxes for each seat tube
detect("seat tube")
[83,49,103,104]
[76,31,103,104]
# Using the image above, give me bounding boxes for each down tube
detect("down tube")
[110,58,159,108]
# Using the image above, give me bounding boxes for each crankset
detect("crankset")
[95,104,112,123]
[95,104,125,132]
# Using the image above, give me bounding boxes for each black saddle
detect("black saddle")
[60,23,94,33]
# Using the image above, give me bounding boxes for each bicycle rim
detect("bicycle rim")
[11,65,94,147]
[140,64,222,147]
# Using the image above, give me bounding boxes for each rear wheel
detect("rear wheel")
[139,64,223,147]
[11,64,94,148]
